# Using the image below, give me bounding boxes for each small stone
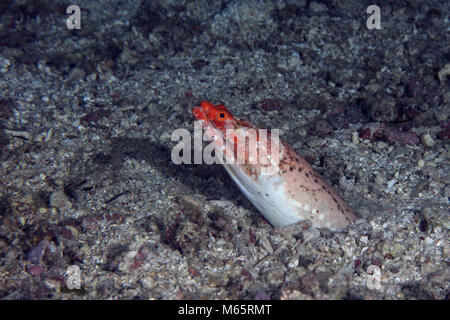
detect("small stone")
[258,234,273,254]
[339,175,354,191]
[297,128,307,137]
[309,1,328,13]
[382,242,406,259]
[68,67,86,81]
[360,236,369,244]
[369,94,398,122]
[140,277,155,290]
[50,191,72,210]
[437,63,450,84]
[44,279,62,290]
[420,133,435,148]
[375,174,384,185]
[314,120,333,137]
[27,240,49,264]
[0,56,11,73]
[63,225,79,239]
[27,265,45,277]
[38,207,48,215]
[365,83,383,93]
[3,129,32,140]
[417,159,425,168]
[382,125,420,145]
[352,131,359,144]
[86,73,97,82]
[435,111,448,122]
[302,228,320,241]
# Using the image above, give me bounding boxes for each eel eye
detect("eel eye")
[217,112,227,120]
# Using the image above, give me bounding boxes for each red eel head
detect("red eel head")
[193,101,235,131]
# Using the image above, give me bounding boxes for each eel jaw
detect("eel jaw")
[192,106,208,122]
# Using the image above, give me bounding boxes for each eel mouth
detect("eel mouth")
[192,105,208,122]
[192,104,215,132]
[192,101,217,122]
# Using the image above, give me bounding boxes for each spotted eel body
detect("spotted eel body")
[193,101,357,231]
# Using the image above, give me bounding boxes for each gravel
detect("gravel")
[0,0,448,299]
